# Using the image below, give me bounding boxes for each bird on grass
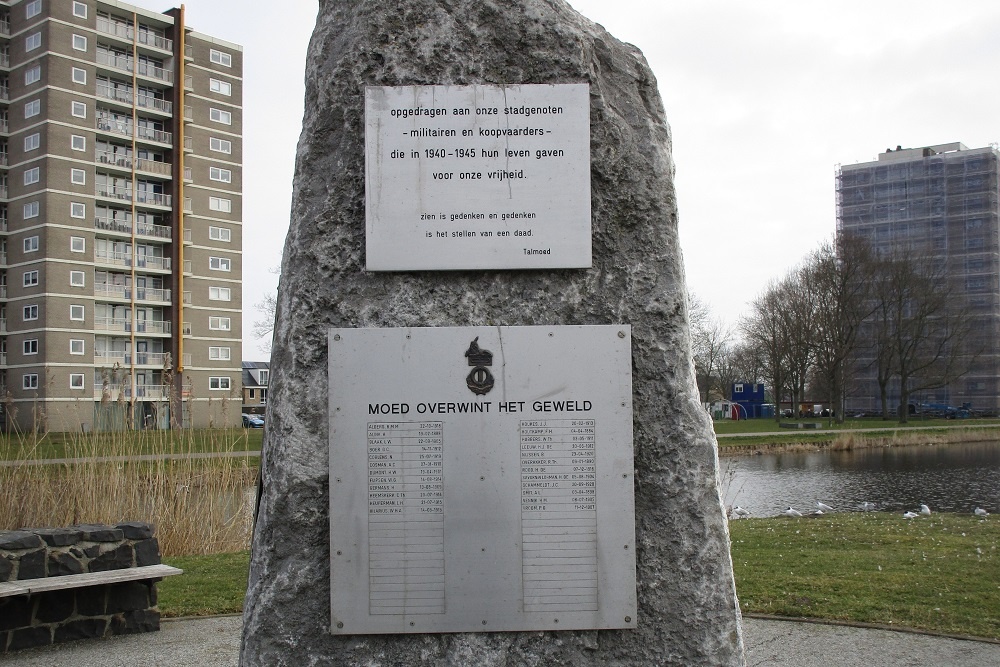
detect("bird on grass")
[974,508,989,517]
[920,504,932,516]
[903,511,918,519]
[732,506,751,518]
[816,502,834,512]
[782,507,803,517]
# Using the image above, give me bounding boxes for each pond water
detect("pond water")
[720,441,1000,518]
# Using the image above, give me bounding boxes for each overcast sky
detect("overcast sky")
[178,1,1000,359]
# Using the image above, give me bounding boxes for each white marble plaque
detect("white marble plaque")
[364,84,592,271]
[329,325,636,634]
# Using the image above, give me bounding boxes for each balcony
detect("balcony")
[94,283,129,300]
[0,285,6,298]
[95,316,130,332]
[96,150,133,170]
[95,215,132,235]
[183,228,192,243]
[136,220,171,240]
[96,184,132,202]
[184,105,193,121]
[0,20,8,37]
[182,291,191,304]
[94,350,129,365]
[137,94,172,115]
[183,166,192,181]
[135,286,171,303]
[135,254,170,271]
[96,83,132,105]
[137,31,172,52]
[96,17,132,41]
[94,384,172,401]
[0,88,8,102]
[183,137,193,152]
[0,185,6,198]
[135,319,170,334]
[96,116,132,139]
[0,53,9,68]
[184,44,193,60]
[96,50,134,74]
[94,249,132,267]
[135,158,172,177]
[136,61,173,84]
[0,352,5,365]
[181,322,192,335]
[135,190,171,207]
[184,75,193,91]
[136,126,172,144]
[0,119,8,133]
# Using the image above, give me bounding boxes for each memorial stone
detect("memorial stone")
[242,0,745,665]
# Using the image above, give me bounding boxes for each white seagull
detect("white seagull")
[816,502,834,512]
[903,511,918,519]
[733,506,751,518]
[920,504,932,516]
[974,508,989,517]
[860,502,876,511]
[783,507,803,518]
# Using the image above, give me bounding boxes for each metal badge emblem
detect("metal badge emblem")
[464,337,494,395]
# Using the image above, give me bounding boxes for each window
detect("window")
[70,304,85,321]
[210,49,232,67]
[72,1,87,18]
[71,101,87,118]
[72,67,86,85]
[209,346,231,361]
[70,202,85,219]
[23,167,39,185]
[25,0,41,19]
[209,197,232,213]
[209,316,231,331]
[258,370,269,384]
[23,201,39,219]
[71,135,86,151]
[209,78,232,96]
[70,339,85,355]
[23,339,38,355]
[209,226,231,242]
[24,133,40,152]
[209,256,231,271]
[25,32,41,51]
[23,270,38,287]
[70,374,85,390]
[209,376,231,390]
[23,374,39,391]
[24,99,40,118]
[70,168,86,185]
[23,236,39,253]
[23,305,38,321]
[209,286,231,301]
[70,271,85,287]
[24,65,40,85]
[70,236,85,253]
[210,137,232,153]
[209,108,232,125]
[72,34,87,52]
[210,167,232,183]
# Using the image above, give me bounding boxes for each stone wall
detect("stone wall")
[0,522,164,652]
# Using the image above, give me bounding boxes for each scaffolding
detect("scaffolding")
[836,143,1000,414]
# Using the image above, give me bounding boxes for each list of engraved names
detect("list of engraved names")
[367,421,445,615]
[520,418,598,612]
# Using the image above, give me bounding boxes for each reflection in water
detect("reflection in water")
[721,442,1000,518]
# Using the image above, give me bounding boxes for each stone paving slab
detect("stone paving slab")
[1,615,999,666]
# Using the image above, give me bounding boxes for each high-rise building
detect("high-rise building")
[0,0,242,431]
[836,142,1000,414]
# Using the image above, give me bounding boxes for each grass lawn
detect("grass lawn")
[730,513,1000,639]
[156,514,1000,639]
[160,551,251,617]
[0,428,263,461]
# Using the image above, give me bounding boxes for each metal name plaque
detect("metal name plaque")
[364,84,592,271]
[329,325,636,635]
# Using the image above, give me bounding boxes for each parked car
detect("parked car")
[242,413,264,428]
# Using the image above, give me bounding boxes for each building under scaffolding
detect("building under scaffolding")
[836,142,1000,415]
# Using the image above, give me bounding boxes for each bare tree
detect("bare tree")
[689,292,733,404]
[741,280,790,422]
[252,292,277,354]
[807,236,876,422]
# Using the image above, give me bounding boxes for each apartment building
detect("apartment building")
[0,0,242,431]
[836,143,1000,414]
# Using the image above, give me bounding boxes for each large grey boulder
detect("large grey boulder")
[241,0,745,665]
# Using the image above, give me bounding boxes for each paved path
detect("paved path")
[2,616,998,666]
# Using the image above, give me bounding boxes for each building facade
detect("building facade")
[836,143,1000,414]
[241,360,267,416]
[0,0,242,431]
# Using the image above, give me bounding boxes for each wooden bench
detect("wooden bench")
[0,564,182,598]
